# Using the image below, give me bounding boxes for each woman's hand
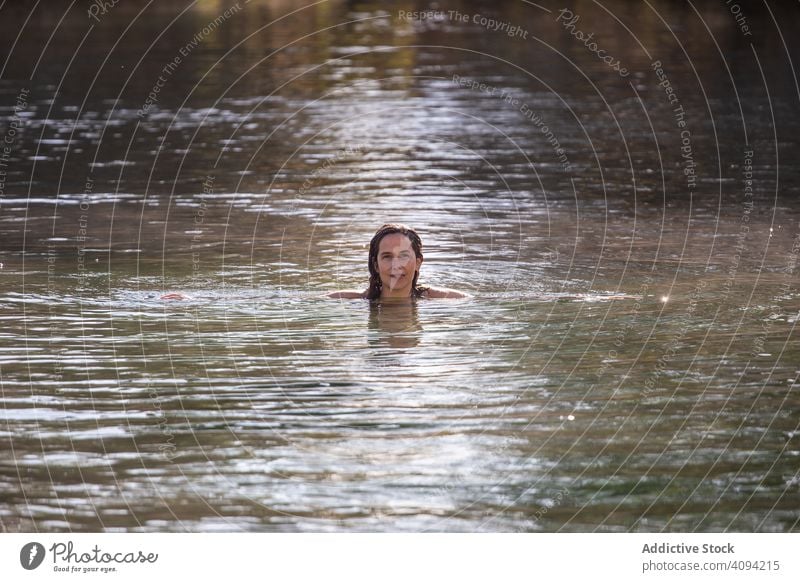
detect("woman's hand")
[160,293,188,300]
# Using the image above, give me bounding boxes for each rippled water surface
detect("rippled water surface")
[1,0,799,532]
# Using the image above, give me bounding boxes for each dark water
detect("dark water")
[1,0,799,532]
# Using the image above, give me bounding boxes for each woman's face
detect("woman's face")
[375,232,422,297]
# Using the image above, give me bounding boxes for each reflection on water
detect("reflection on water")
[1,0,799,532]
[368,301,422,349]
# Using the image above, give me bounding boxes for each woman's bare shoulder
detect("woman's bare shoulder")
[327,289,367,299]
[422,286,471,299]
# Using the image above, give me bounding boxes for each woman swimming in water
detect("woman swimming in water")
[161,223,467,301]
[328,223,468,300]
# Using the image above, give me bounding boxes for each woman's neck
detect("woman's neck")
[380,288,414,301]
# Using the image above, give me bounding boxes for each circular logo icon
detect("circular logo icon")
[20,542,45,570]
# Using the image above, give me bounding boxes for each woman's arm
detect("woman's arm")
[328,289,367,299]
[424,287,471,299]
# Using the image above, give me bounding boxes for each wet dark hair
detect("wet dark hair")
[366,223,427,300]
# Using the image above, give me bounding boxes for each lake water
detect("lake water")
[1,0,798,532]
